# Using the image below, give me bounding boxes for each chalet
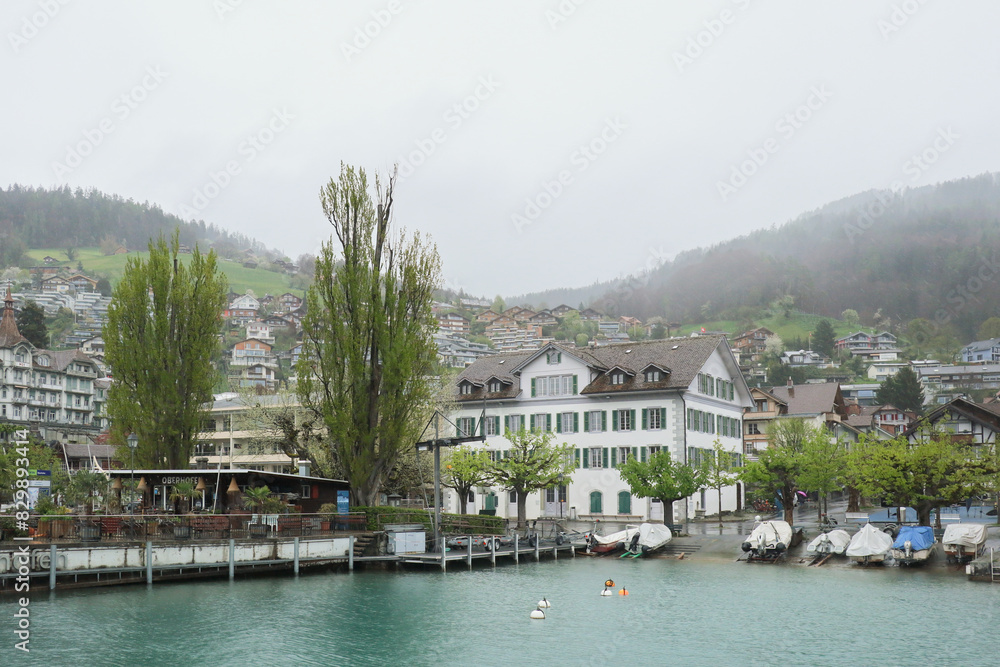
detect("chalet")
[67,274,98,292]
[528,310,558,326]
[834,331,898,353]
[246,321,274,343]
[437,312,470,336]
[476,310,501,323]
[231,338,277,368]
[733,327,774,359]
[743,381,854,457]
[903,397,1000,446]
[41,276,71,293]
[277,293,303,312]
[551,304,577,318]
[262,314,294,330]
[578,308,601,321]
[234,362,278,391]
[451,336,752,524]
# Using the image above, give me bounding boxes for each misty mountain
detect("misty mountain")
[517,173,1000,340]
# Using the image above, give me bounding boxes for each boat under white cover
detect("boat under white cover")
[741,520,793,560]
[942,523,987,562]
[846,523,893,563]
[806,529,851,555]
[625,523,672,555]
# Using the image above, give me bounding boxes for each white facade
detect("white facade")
[450,336,752,525]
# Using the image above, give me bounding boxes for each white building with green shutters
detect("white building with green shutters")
[450,334,752,526]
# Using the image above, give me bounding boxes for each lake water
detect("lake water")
[6,555,1000,666]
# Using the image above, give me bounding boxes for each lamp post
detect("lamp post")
[126,433,138,516]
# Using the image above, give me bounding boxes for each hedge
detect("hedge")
[351,506,505,535]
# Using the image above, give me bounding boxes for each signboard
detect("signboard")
[336,489,349,515]
[28,469,51,477]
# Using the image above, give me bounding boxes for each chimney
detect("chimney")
[786,378,794,387]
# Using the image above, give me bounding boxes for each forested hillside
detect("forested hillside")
[0,184,272,266]
[520,173,1000,342]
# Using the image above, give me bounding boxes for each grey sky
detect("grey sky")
[4,1,997,297]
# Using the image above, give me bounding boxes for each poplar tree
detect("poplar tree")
[103,232,227,468]
[297,164,441,506]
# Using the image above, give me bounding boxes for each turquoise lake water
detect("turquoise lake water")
[5,555,1000,666]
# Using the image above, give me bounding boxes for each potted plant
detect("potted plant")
[66,470,109,542]
[243,486,275,537]
[318,503,338,531]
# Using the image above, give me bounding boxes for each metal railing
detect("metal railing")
[2,512,370,544]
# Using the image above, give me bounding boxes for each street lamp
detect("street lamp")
[126,433,138,516]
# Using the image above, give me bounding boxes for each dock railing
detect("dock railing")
[1,512,370,544]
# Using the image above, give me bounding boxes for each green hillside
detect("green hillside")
[22,248,304,298]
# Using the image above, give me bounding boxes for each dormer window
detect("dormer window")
[459,383,473,395]
[488,381,502,393]
[645,370,661,382]
[546,351,562,365]
[611,372,625,385]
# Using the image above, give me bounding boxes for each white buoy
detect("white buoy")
[600,587,612,596]
[538,597,551,608]
[530,607,545,619]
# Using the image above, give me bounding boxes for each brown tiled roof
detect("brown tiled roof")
[769,383,843,416]
[455,335,729,399]
[844,414,874,429]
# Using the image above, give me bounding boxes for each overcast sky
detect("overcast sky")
[4,1,998,297]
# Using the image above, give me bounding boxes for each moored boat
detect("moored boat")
[890,525,937,565]
[806,529,851,556]
[845,523,894,565]
[621,523,673,557]
[587,524,639,554]
[942,523,987,564]
[741,519,794,562]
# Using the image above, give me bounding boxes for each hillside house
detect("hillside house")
[960,338,1000,363]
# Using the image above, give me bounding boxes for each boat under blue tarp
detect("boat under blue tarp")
[892,525,935,551]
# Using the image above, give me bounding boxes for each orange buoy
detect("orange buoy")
[618,587,629,596]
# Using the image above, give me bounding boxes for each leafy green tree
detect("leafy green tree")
[297,164,441,506]
[96,277,112,297]
[0,430,70,504]
[65,469,109,516]
[489,429,574,528]
[812,319,836,357]
[701,439,739,527]
[798,429,847,522]
[977,317,1000,341]
[491,295,505,313]
[841,309,860,327]
[574,333,589,347]
[739,418,808,524]
[848,430,982,526]
[15,300,47,348]
[619,449,704,526]
[442,446,494,515]
[876,366,924,413]
[104,232,228,468]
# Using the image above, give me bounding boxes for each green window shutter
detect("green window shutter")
[602,448,609,469]
[583,448,590,468]
[575,448,580,468]
[504,415,510,433]
[611,447,618,469]
[660,408,667,428]
[630,410,636,431]
[573,412,579,433]
[557,352,562,363]
[546,414,552,432]
[612,410,619,431]
[531,378,536,397]
[583,411,590,431]
[711,414,716,434]
[493,416,500,435]
[556,414,563,433]
[572,375,578,395]
[641,446,647,463]
[687,408,692,429]
[632,446,639,460]
[642,408,648,430]
[601,411,607,431]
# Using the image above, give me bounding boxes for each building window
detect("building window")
[645,369,661,382]
[488,380,501,393]
[530,414,551,433]
[533,375,576,397]
[546,351,562,365]
[459,383,473,395]
[586,410,604,433]
[589,447,604,469]
[610,372,625,385]
[558,412,576,434]
[647,408,662,430]
[617,447,632,465]
[618,410,633,431]
[590,491,603,514]
[747,423,761,435]
[507,414,524,433]
[484,416,498,436]
[647,445,662,458]
[457,417,476,437]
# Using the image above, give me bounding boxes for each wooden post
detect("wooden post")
[348,535,355,571]
[467,536,473,569]
[146,541,153,585]
[49,544,57,590]
[514,533,519,564]
[534,536,540,562]
[491,538,496,567]
[229,538,235,580]
[293,537,300,575]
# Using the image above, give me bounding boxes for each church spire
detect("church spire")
[0,287,28,348]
